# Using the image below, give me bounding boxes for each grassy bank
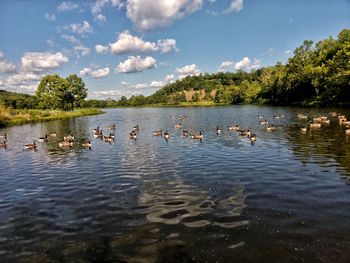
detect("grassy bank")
[0,107,104,128]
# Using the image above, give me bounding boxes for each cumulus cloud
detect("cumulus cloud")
[62,34,80,45]
[95,44,109,53]
[116,56,156,73]
[74,45,90,57]
[65,21,93,35]
[57,1,79,11]
[0,60,17,74]
[21,52,69,72]
[109,30,177,54]
[80,67,110,78]
[6,72,42,86]
[218,60,234,72]
[285,50,292,55]
[164,74,175,82]
[223,0,243,13]
[234,57,260,71]
[126,0,203,31]
[176,64,200,78]
[45,13,56,21]
[91,0,121,23]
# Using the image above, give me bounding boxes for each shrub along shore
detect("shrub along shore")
[0,107,104,128]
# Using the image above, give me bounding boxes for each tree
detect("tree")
[66,74,87,107]
[36,74,87,111]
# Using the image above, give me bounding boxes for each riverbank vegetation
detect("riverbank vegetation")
[84,28,349,108]
[0,106,103,128]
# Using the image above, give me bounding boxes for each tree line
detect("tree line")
[1,28,349,109]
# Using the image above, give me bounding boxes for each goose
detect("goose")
[93,126,100,132]
[248,133,257,144]
[82,140,92,148]
[182,130,188,137]
[64,134,74,141]
[129,131,137,140]
[266,124,276,131]
[24,141,37,149]
[38,134,48,142]
[216,126,222,135]
[49,131,57,137]
[239,129,251,136]
[228,124,239,131]
[132,125,139,132]
[153,130,162,136]
[93,130,103,138]
[164,131,170,141]
[273,115,280,119]
[310,123,321,128]
[0,140,7,148]
[260,120,268,125]
[109,133,115,139]
[0,133,7,139]
[256,115,263,119]
[321,119,330,125]
[59,139,73,147]
[300,126,307,132]
[174,123,182,129]
[313,117,322,123]
[103,135,113,142]
[190,131,203,140]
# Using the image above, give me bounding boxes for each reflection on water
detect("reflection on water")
[1,106,350,262]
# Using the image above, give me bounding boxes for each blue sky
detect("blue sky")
[0,0,349,99]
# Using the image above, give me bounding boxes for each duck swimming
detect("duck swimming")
[164,131,170,141]
[38,134,48,142]
[228,125,239,131]
[59,139,73,147]
[0,133,7,139]
[49,131,56,137]
[216,126,222,135]
[190,131,203,140]
[82,140,92,148]
[153,130,162,136]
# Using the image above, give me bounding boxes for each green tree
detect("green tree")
[66,74,87,107]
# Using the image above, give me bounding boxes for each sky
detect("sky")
[0,0,349,99]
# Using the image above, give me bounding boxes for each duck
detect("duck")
[109,133,115,139]
[38,134,48,142]
[82,140,92,148]
[93,130,103,138]
[260,120,268,125]
[49,131,57,137]
[132,125,139,132]
[300,126,307,132]
[153,130,162,136]
[164,131,170,141]
[190,131,203,140]
[0,140,7,148]
[313,117,322,123]
[93,126,101,132]
[228,124,239,131]
[0,133,7,139]
[266,124,276,131]
[24,141,37,149]
[174,123,182,129]
[216,126,222,135]
[59,139,73,147]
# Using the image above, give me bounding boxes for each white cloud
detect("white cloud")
[164,74,175,82]
[0,60,17,74]
[6,72,42,86]
[223,0,243,13]
[126,0,203,32]
[95,14,107,24]
[121,81,129,85]
[74,45,90,56]
[57,1,79,11]
[286,50,292,54]
[80,67,110,78]
[21,52,69,72]
[62,34,80,44]
[234,57,260,71]
[91,0,121,22]
[95,44,109,53]
[116,56,156,73]
[176,64,200,78]
[45,13,56,21]
[65,21,93,35]
[157,39,178,53]
[218,60,234,72]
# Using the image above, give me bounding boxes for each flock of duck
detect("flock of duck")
[0,111,349,150]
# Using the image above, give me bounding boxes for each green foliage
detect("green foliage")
[36,74,87,110]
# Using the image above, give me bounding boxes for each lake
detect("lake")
[1,105,350,263]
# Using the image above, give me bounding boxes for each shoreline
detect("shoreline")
[0,108,104,128]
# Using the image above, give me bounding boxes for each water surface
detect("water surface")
[1,106,350,262]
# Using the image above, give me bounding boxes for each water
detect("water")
[1,105,350,262]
